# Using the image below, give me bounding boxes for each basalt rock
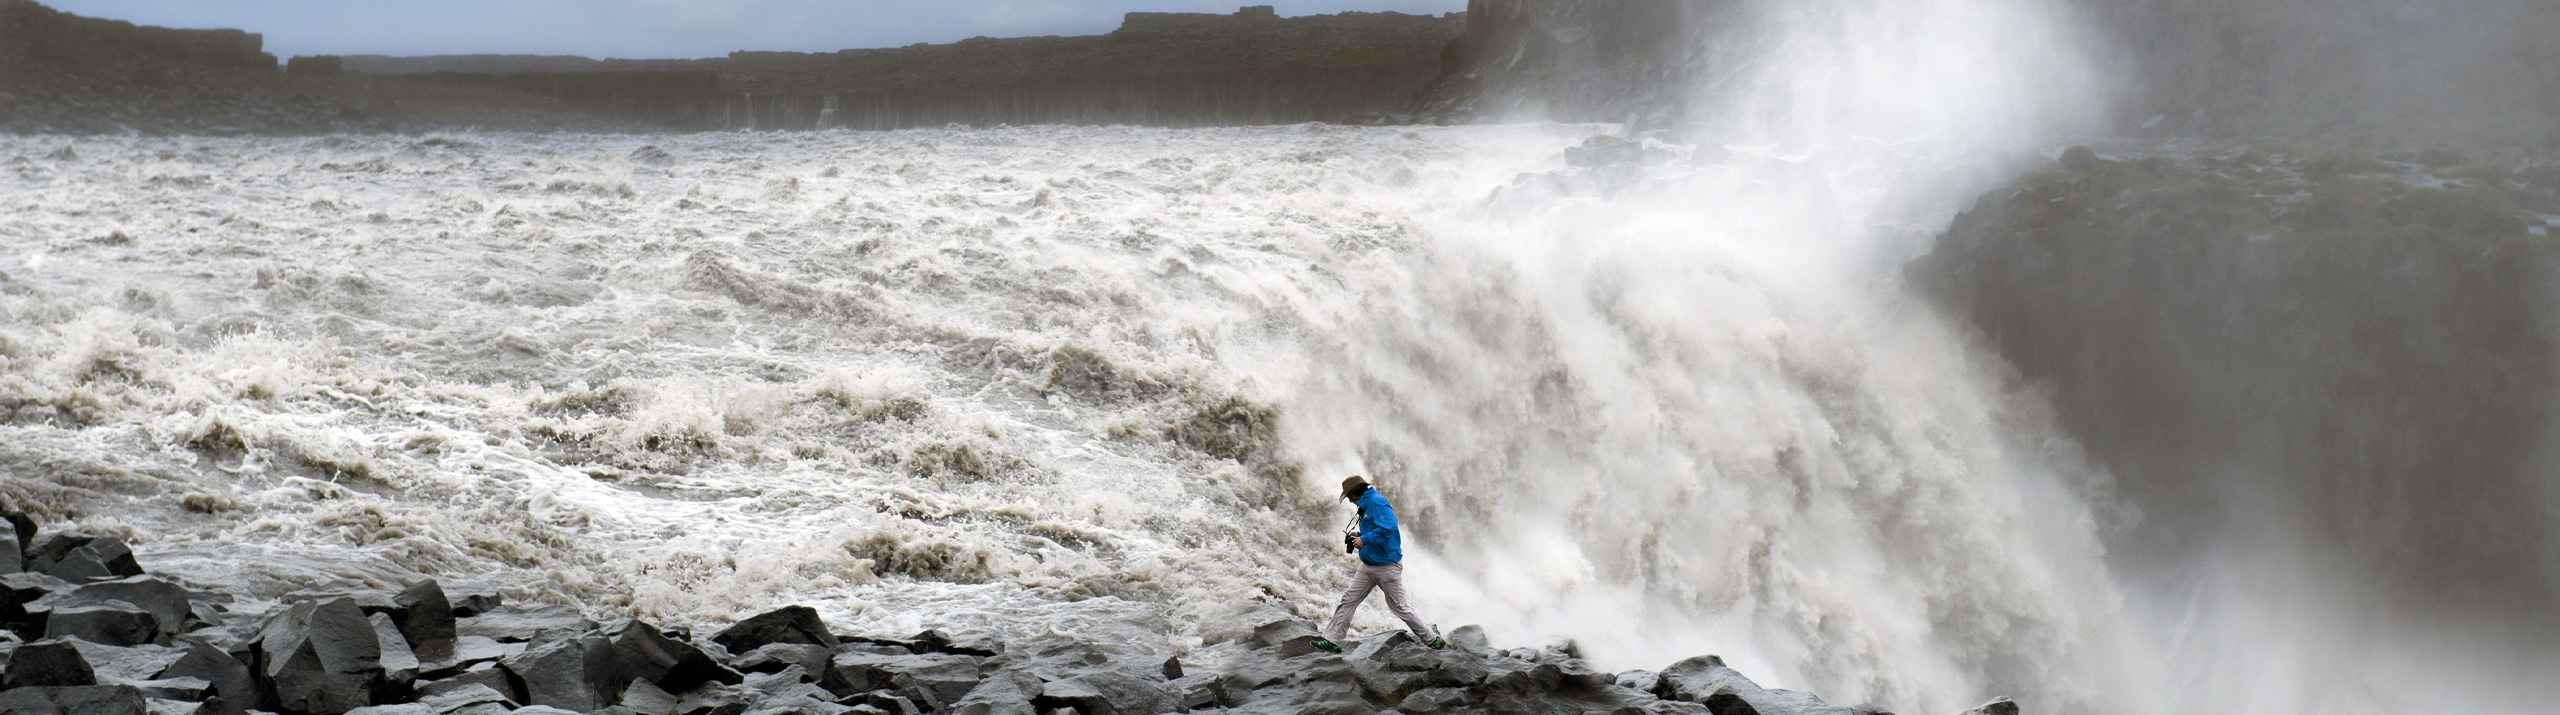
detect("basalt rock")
[42,603,160,647]
[257,597,386,715]
[3,639,97,688]
[1032,670,1176,715]
[156,640,263,715]
[904,629,1001,658]
[369,613,421,685]
[711,606,839,654]
[2,511,34,551]
[820,651,982,709]
[0,514,1912,715]
[416,637,523,679]
[1913,146,2560,642]
[732,643,831,676]
[391,582,457,650]
[609,620,740,693]
[1654,655,1858,715]
[34,576,194,636]
[1958,698,2019,715]
[497,636,614,713]
[446,592,501,620]
[60,639,187,684]
[416,683,513,715]
[455,606,590,645]
[616,679,674,715]
[415,662,515,705]
[0,684,148,715]
[24,534,143,584]
[945,670,1043,715]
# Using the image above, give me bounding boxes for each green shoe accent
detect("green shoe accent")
[1427,637,1448,650]
[1313,638,1344,654]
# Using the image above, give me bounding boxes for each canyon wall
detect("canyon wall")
[1416,0,1731,125]
[346,7,1465,130]
[0,0,272,70]
[1420,0,2560,145]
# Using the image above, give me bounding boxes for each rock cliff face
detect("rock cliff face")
[346,8,1465,130]
[1421,0,2560,144]
[0,0,648,134]
[1417,0,1730,124]
[2,2,1459,134]
[0,0,271,70]
[2084,0,2560,144]
[1912,144,2560,651]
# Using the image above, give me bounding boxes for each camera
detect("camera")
[1343,534,1358,554]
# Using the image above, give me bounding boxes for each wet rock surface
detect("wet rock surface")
[1911,144,2560,629]
[0,534,2011,715]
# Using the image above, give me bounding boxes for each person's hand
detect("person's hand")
[1351,536,1363,548]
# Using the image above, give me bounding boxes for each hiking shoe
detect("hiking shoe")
[1312,638,1344,655]
[1427,636,1448,650]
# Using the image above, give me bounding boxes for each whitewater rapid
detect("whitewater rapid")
[0,119,2139,715]
[0,5,2160,713]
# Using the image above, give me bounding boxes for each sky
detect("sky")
[48,0,1468,61]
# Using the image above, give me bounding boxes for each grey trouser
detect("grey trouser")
[1323,562,1437,642]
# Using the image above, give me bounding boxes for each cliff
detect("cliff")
[0,0,269,69]
[1416,0,1731,125]
[0,0,649,134]
[1420,0,2560,145]
[1910,144,2560,648]
[343,7,1466,130]
[2085,0,2560,144]
[2,2,1459,134]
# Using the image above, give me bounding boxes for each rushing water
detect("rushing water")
[0,111,2144,713]
[15,2,2540,715]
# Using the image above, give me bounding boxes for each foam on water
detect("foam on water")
[0,124,1590,653]
[0,3,2161,712]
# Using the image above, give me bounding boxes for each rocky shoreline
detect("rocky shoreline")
[0,513,2010,715]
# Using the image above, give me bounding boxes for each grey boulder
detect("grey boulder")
[944,670,1042,715]
[732,643,831,676]
[155,640,263,715]
[39,576,195,636]
[711,606,839,655]
[821,651,982,710]
[2,511,34,553]
[370,613,422,685]
[497,635,613,713]
[1654,655,1854,715]
[257,597,387,715]
[25,535,144,584]
[419,683,516,714]
[43,602,160,647]
[0,684,148,715]
[3,639,97,688]
[1033,670,1174,715]
[608,620,740,693]
[391,582,457,650]
[416,637,525,679]
[416,662,517,706]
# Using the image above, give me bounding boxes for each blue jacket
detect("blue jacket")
[1352,488,1402,566]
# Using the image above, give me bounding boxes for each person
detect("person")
[1314,475,1444,654]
